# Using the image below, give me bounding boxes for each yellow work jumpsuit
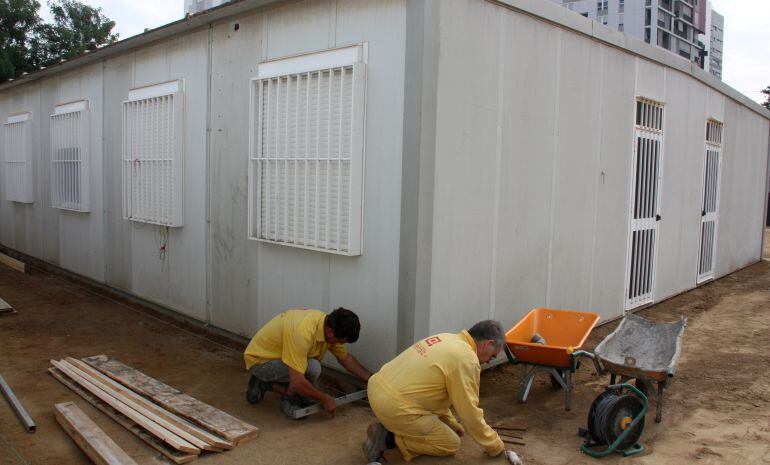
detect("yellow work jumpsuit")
[368,331,504,462]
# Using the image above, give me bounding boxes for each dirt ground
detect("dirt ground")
[2,233,770,465]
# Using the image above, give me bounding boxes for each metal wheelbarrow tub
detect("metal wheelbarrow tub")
[594,313,686,422]
[505,308,600,410]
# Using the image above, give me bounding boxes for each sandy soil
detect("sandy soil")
[1,232,770,465]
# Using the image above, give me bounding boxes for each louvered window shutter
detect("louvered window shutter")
[122,80,185,227]
[249,46,366,255]
[4,113,34,203]
[51,101,90,212]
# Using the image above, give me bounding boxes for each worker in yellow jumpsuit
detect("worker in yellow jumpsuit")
[244,308,371,418]
[363,320,507,462]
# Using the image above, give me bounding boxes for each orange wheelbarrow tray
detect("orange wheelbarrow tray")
[503,308,603,411]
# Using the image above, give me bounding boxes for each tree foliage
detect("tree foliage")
[0,0,117,83]
[0,0,42,81]
[762,86,770,111]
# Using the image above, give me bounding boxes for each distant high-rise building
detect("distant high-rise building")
[184,0,230,15]
[551,0,713,70]
[706,8,724,79]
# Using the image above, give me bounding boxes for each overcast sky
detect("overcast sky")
[40,0,769,105]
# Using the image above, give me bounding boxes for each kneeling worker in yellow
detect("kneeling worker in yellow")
[363,320,507,462]
[244,308,371,418]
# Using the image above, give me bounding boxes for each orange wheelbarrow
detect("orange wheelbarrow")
[504,308,602,410]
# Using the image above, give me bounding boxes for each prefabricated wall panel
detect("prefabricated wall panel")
[424,0,770,336]
[0,0,768,369]
[207,0,407,370]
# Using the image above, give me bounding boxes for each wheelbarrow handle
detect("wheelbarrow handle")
[570,350,605,375]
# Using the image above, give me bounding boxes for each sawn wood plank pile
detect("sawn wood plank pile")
[49,355,258,464]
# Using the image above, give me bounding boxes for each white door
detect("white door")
[697,120,723,283]
[625,98,664,310]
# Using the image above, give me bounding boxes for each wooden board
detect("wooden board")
[49,368,197,464]
[57,360,212,452]
[66,358,233,451]
[0,253,25,273]
[51,360,200,454]
[54,401,140,465]
[0,298,16,315]
[84,355,258,443]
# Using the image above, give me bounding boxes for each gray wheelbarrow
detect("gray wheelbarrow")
[594,313,686,422]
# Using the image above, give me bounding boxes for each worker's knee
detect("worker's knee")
[305,358,322,384]
[444,431,461,453]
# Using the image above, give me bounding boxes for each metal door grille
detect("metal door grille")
[697,120,723,282]
[51,105,89,212]
[3,114,34,204]
[122,83,184,227]
[625,98,664,310]
[250,62,365,256]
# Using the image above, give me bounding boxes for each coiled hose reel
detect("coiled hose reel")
[580,383,648,458]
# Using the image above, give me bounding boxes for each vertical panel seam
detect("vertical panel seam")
[544,29,562,308]
[488,13,505,321]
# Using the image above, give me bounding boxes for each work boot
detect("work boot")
[280,394,309,419]
[246,375,271,404]
[362,421,390,462]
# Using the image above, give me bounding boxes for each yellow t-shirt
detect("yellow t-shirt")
[243,309,348,373]
[369,331,504,457]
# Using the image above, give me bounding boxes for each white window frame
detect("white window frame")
[122,80,185,227]
[248,44,367,256]
[3,112,34,204]
[50,100,90,212]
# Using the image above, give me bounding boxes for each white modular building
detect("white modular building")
[1,0,768,369]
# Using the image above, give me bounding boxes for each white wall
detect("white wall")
[423,0,770,337]
[0,64,106,282]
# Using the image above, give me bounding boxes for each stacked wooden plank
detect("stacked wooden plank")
[55,401,139,465]
[0,297,16,316]
[0,252,25,273]
[49,355,258,463]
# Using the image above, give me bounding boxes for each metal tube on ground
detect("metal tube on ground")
[0,374,36,433]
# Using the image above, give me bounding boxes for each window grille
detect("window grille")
[51,100,89,212]
[3,113,34,203]
[122,80,184,227]
[249,45,366,256]
[625,98,665,310]
[697,119,723,282]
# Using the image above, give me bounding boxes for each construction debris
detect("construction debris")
[49,356,258,463]
[54,401,139,465]
[0,252,25,273]
[0,374,36,432]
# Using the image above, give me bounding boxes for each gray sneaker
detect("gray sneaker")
[362,421,388,462]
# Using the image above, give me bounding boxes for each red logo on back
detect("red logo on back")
[425,336,442,346]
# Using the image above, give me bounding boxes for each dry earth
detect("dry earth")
[1,232,770,465]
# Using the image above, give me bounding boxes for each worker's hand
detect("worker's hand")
[504,450,524,465]
[322,395,337,416]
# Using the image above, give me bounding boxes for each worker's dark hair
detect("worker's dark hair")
[468,320,505,348]
[327,307,361,343]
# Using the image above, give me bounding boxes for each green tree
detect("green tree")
[0,0,42,82]
[0,0,117,82]
[34,0,118,67]
[762,86,770,111]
